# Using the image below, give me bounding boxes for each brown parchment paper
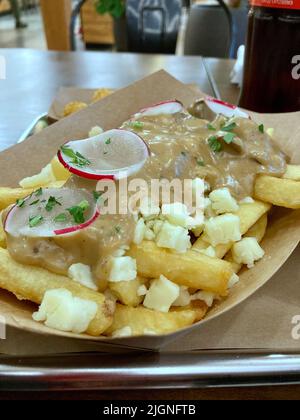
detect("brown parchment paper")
[0,70,299,352]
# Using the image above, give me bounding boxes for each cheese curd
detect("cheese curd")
[111,326,133,338]
[108,256,137,282]
[88,126,104,138]
[205,214,241,246]
[209,188,239,214]
[32,289,98,334]
[143,275,180,313]
[133,218,146,245]
[156,221,191,253]
[232,237,265,268]
[68,263,97,291]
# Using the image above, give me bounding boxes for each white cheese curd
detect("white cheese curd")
[152,219,164,235]
[133,218,146,244]
[32,289,98,334]
[209,188,239,214]
[139,197,160,219]
[143,275,180,313]
[239,196,255,204]
[172,286,191,307]
[156,221,191,253]
[137,285,148,296]
[144,227,156,240]
[161,202,191,228]
[19,163,56,189]
[112,245,130,257]
[232,237,265,268]
[228,273,240,289]
[112,326,133,338]
[205,214,241,246]
[191,291,217,307]
[68,263,97,291]
[88,125,104,138]
[108,256,137,282]
[198,246,217,258]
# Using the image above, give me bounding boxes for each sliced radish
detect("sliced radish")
[4,188,99,238]
[205,96,249,119]
[57,129,150,181]
[135,100,184,117]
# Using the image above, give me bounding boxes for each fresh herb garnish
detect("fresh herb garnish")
[45,196,62,212]
[54,213,67,223]
[207,123,216,131]
[130,121,144,130]
[16,198,25,208]
[181,151,187,156]
[258,124,264,134]
[35,187,43,196]
[105,138,111,145]
[115,225,121,234]
[208,136,222,153]
[29,199,40,206]
[29,215,44,228]
[93,191,103,202]
[103,151,108,155]
[61,145,91,168]
[67,200,90,224]
[222,122,237,132]
[196,158,205,167]
[223,132,236,144]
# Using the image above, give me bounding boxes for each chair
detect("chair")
[184,2,234,58]
[126,0,183,54]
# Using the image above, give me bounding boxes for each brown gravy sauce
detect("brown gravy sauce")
[5,107,287,281]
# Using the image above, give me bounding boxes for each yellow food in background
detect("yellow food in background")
[50,155,71,182]
[128,241,233,296]
[91,88,113,103]
[63,101,88,117]
[0,248,113,336]
[254,175,300,209]
[104,302,207,337]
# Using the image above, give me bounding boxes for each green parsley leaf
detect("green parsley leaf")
[222,122,237,132]
[197,159,205,167]
[93,191,103,202]
[223,132,236,144]
[67,200,90,224]
[258,124,264,133]
[16,198,25,208]
[115,225,121,234]
[29,215,44,228]
[207,123,216,131]
[45,196,62,212]
[35,187,43,197]
[54,213,67,223]
[105,138,111,145]
[61,145,91,167]
[29,199,40,206]
[103,151,108,155]
[130,121,144,130]
[208,136,222,153]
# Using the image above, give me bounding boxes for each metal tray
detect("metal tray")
[9,116,300,391]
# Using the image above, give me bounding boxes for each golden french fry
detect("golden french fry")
[128,241,233,296]
[0,187,34,210]
[193,201,271,258]
[63,101,87,117]
[0,248,113,336]
[105,302,207,336]
[92,88,113,103]
[0,213,6,248]
[50,155,71,182]
[109,276,148,307]
[283,165,300,181]
[254,175,300,209]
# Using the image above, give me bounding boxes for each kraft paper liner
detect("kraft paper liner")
[0,70,299,352]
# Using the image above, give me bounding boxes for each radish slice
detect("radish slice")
[57,129,150,181]
[205,96,249,118]
[136,100,184,117]
[4,188,99,238]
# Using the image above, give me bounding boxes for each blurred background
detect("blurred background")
[0,0,247,58]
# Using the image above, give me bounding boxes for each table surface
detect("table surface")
[0,49,239,151]
[2,49,295,401]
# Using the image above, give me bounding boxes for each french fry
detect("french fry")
[109,276,148,307]
[128,241,233,296]
[225,214,268,273]
[254,175,300,209]
[50,155,71,182]
[105,302,207,336]
[283,165,300,181]
[0,248,113,336]
[0,213,6,248]
[193,201,271,258]
[0,187,34,210]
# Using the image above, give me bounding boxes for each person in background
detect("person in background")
[8,0,28,28]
